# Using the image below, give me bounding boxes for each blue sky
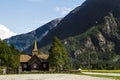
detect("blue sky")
[0,0,85,39]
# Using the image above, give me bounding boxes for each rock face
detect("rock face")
[60,13,120,69]
[5,18,62,52]
[66,13,120,56]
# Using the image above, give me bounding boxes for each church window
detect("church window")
[33,63,37,68]
[43,63,47,68]
[23,64,27,68]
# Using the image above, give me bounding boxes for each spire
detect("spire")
[32,40,38,56]
[33,40,38,51]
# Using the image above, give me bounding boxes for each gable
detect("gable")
[28,55,41,65]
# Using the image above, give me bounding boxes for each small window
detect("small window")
[33,63,37,68]
[23,64,27,68]
[43,64,47,68]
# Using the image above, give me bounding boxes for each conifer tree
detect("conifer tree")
[49,37,68,71]
[0,40,20,69]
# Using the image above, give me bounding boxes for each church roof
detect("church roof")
[20,54,31,62]
[37,54,49,60]
[20,54,49,63]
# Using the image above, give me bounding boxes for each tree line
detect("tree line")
[0,39,20,71]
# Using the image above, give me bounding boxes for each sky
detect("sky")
[0,0,85,39]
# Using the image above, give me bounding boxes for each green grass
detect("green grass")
[82,70,120,73]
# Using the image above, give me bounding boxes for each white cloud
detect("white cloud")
[0,24,16,40]
[55,6,72,15]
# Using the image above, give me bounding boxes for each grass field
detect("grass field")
[82,70,120,73]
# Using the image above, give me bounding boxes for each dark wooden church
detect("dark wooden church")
[20,40,49,71]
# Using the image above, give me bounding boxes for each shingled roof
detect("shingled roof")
[20,54,31,62]
[38,54,49,60]
[20,54,49,62]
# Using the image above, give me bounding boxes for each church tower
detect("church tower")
[32,40,38,56]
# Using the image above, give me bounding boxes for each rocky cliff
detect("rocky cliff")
[61,13,120,69]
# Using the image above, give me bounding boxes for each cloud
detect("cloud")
[0,24,16,40]
[55,6,72,15]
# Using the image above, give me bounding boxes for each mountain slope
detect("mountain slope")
[63,13,120,69]
[39,13,120,69]
[5,18,62,52]
[36,0,120,49]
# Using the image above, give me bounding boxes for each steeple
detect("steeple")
[32,40,38,56]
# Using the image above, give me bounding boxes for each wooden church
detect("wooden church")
[20,40,49,71]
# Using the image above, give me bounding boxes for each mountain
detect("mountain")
[5,0,120,69]
[5,18,62,52]
[63,13,120,69]
[33,0,120,49]
[24,0,120,69]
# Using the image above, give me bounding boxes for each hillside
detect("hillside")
[37,0,120,49]
[64,13,120,69]
[5,18,62,52]
[38,13,120,69]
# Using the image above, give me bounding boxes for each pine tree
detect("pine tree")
[0,40,20,68]
[9,44,20,68]
[48,37,68,71]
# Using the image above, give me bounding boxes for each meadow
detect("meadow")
[82,70,120,73]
